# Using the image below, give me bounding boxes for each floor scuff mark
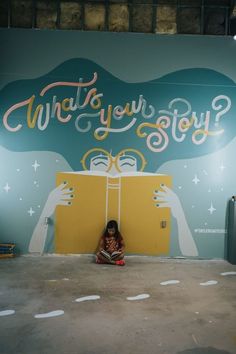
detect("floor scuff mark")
[75,295,100,302]
[160,280,180,285]
[0,310,15,316]
[221,271,236,276]
[126,294,150,301]
[200,280,218,286]
[34,310,64,318]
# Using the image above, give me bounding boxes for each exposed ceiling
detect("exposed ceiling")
[0,0,236,36]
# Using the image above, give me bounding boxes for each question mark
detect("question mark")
[212,95,231,127]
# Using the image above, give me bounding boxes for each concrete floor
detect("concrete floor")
[0,255,236,354]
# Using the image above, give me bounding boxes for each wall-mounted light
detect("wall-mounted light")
[161,220,167,229]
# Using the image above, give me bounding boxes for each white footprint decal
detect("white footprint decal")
[75,295,100,303]
[0,310,15,316]
[221,271,236,276]
[127,294,150,301]
[200,280,218,286]
[160,280,180,286]
[34,310,64,318]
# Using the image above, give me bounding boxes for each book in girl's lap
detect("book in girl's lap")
[96,220,125,266]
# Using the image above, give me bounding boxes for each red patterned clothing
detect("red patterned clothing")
[104,236,120,254]
[96,234,125,264]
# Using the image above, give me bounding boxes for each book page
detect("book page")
[55,172,171,255]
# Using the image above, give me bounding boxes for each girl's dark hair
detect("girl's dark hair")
[103,220,122,240]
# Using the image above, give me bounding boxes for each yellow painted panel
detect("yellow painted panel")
[55,173,107,253]
[120,175,172,255]
[55,172,171,255]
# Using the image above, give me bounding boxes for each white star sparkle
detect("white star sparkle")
[208,202,216,214]
[27,207,35,216]
[3,183,11,193]
[192,175,200,185]
[32,160,40,172]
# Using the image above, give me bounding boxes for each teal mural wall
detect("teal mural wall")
[0,28,236,258]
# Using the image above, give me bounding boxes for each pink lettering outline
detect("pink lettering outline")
[3,98,31,132]
[40,72,98,96]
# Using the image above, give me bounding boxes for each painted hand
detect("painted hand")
[28,182,75,254]
[153,184,198,256]
[42,182,74,218]
[153,184,182,219]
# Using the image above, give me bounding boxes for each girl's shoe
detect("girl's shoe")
[115,260,125,266]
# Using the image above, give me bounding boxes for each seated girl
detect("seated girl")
[96,220,125,266]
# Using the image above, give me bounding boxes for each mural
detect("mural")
[0,58,234,170]
[54,151,173,256]
[0,31,235,258]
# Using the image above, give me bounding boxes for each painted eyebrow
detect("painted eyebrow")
[92,156,109,161]
[119,162,136,167]
[93,161,109,167]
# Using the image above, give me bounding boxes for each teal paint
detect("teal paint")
[0,59,234,170]
[0,29,236,257]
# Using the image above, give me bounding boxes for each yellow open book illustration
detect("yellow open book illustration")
[55,171,172,255]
